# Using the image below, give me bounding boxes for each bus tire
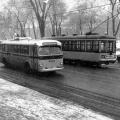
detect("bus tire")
[2,58,8,67]
[24,63,31,74]
[117,57,120,62]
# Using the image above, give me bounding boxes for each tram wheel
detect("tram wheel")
[96,63,101,68]
[24,63,31,74]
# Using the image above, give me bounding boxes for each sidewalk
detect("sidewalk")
[0,78,114,120]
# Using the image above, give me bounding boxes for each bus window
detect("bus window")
[2,44,6,51]
[49,46,62,54]
[20,45,29,55]
[39,46,62,56]
[0,44,2,51]
[33,45,38,56]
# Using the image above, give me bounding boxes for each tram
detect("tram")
[0,37,64,73]
[47,34,117,66]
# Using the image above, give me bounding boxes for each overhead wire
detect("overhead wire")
[61,1,120,33]
[91,12,119,32]
[7,0,120,34]
[11,1,120,15]
[62,2,120,15]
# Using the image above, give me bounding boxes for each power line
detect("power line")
[63,2,120,15]
[91,12,119,32]
[8,1,120,15]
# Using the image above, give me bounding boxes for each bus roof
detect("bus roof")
[1,39,62,46]
[48,35,116,41]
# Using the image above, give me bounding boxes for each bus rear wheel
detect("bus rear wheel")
[117,57,120,62]
[24,63,31,74]
[2,58,9,67]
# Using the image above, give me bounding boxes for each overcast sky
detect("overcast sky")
[0,0,107,11]
[0,0,76,11]
[64,0,77,11]
[0,0,9,11]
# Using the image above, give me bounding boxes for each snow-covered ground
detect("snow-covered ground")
[0,78,114,120]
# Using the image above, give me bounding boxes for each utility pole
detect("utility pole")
[106,16,109,35]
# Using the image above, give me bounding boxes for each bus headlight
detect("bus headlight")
[60,62,63,67]
[60,62,63,65]
[39,64,43,69]
[57,62,63,68]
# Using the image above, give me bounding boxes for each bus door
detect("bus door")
[32,45,38,71]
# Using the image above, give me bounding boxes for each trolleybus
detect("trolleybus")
[48,34,117,66]
[0,38,63,73]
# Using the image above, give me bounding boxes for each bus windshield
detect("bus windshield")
[38,46,62,56]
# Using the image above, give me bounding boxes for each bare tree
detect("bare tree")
[66,2,99,35]
[48,0,66,36]
[109,0,120,36]
[29,0,51,37]
[5,0,32,37]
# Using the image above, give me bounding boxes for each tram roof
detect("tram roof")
[49,35,116,40]
[1,38,62,46]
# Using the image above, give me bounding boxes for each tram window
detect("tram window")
[76,41,80,51]
[80,41,85,52]
[113,41,116,52]
[62,41,65,50]
[74,41,77,50]
[71,41,74,50]
[100,41,106,52]
[100,41,114,53]
[61,41,64,50]
[64,41,69,51]
[71,41,76,51]
[92,41,99,52]
[68,41,72,51]
[109,41,113,52]
[69,41,72,50]
[86,41,92,52]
